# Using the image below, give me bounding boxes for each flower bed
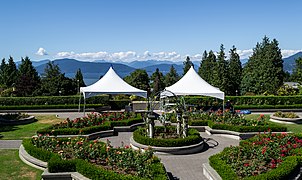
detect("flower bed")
[23,136,167,179]
[37,112,143,135]
[133,126,202,147]
[209,132,302,179]
[274,111,299,118]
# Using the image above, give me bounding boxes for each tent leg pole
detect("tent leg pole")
[83,98,86,116]
[78,93,81,113]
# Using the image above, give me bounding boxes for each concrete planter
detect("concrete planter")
[130,136,204,155]
[0,115,35,125]
[270,115,302,124]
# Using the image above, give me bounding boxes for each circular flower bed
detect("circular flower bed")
[210,131,302,179]
[0,113,34,125]
[274,111,299,118]
[133,126,202,147]
[270,111,302,124]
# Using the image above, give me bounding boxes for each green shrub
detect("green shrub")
[273,111,299,118]
[110,117,143,127]
[133,127,202,147]
[0,104,101,110]
[22,138,53,162]
[48,155,77,173]
[188,120,209,126]
[209,153,238,180]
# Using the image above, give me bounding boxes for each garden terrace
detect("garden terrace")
[22,136,168,179]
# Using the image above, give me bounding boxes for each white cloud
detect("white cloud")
[54,49,302,62]
[36,47,48,56]
[281,50,302,58]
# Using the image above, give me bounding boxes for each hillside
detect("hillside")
[283,52,302,73]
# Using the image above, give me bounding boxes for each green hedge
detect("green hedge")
[209,151,301,180]
[23,139,167,180]
[188,120,209,126]
[208,121,287,132]
[0,95,110,106]
[37,117,143,135]
[0,104,101,110]
[133,127,202,147]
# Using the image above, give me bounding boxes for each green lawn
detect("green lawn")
[245,114,302,134]
[0,149,42,180]
[0,115,64,140]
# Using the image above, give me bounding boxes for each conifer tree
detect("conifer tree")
[0,58,7,86]
[207,50,218,86]
[290,57,302,83]
[150,68,165,95]
[183,56,193,75]
[3,56,18,88]
[216,44,230,94]
[198,50,209,81]
[241,36,283,95]
[228,46,242,96]
[165,65,179,87]
[124,69,150,94]
[75,68,86,89]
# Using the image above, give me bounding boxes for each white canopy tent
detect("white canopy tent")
[161,66,224,105]
[79,67,147,113]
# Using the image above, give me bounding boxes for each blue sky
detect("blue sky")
[0,0,301,62]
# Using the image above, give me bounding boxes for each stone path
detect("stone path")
[100,132,239,180]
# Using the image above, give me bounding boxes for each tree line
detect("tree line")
[1,36,301,97]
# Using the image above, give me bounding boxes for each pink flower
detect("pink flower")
[244,163,249,167]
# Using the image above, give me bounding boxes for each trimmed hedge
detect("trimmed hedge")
[188,120,209,126]
[37,117,143,135]
[23,138,167,180]
[133,127,202,147]
[207,121,287,132]
[0,104,101,110]
[209,151,301,180]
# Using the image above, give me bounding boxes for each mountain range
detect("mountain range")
[29,52,302,85]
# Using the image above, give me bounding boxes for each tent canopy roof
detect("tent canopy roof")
[80,67,147,98]
[161,66,224,100]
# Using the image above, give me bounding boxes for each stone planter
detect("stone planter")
[0,115,35,125]
[270,115,302,124]
[130,136,204,155]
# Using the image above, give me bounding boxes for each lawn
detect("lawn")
[0,149,42,180]
[245,114,302,133]
[0,115,64,140]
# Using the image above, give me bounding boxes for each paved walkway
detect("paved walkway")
[0,140,22,149]
[100,132,239,180]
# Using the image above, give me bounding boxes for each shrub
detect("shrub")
[22,138,53,162]
[133,127,202,147]
[48,155,77,173]
[188,120,209,126]
[273,111,299,118]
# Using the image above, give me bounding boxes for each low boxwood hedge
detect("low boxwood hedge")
[209,151,301,180]
[133,127,202,147]
[23,139,167,180]
[207,121,287,133]
[188,120,209,126]
[110,117,143,127]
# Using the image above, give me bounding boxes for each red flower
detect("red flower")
[262,146,267,154]
[244,163,249,167]
[281,154,285,157]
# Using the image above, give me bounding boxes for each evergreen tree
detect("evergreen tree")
[15,57,40,96]
[241,36,283,95]
[207,50,218,86]
[2,56,18,88]
[228,46,242,96]
[0,58,7,86]
[183,56,193,75]
[150,68,165,95]
[198,50,209,81]
[39,61,77,96]
[124,69,150,94]
[75,68,86,93]
[165,65,179,87]
[216,44,230,94]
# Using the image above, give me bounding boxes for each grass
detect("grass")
[0,115,64,140]
[245,114,302,134]
[0,149,42,180]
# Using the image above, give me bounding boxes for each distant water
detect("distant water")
[84,78,99,86]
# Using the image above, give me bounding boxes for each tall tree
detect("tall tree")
[124,69,150,94]
[198,50,209,80]
[215,44,230,94]
[150,68,165,95]
[183,56,193,75]
[0,58,7,86]
[75,68,86,94]
[2,56,18,88]
[39,61,77,96]
[15,57,40,96]
[228,46,242,96]
[241,36,283,95]
[165,65,179,87]
[207,50,218,86]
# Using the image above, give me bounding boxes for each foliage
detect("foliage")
[26,137,167,179]
[273,111,299,118]
[150,68,165,96]
[124,69,150,94]
[74,68,86,88]
[164,65,179,87]
[0,112,29,120]
[39,61,77,96]
[213,132,302,179]
[241,36,284,95]
[183,56,193,75]
[15,56,41,96]
[290,57,302,84]
[277,84,299,96]
[228,46,242,96]
[133,127,202,147]
[199,50,218,87]
[216,44,230,95]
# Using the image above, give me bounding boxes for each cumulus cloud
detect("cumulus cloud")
[281,50,302,58]
[36,47,48,56]
[236,49,253,59]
